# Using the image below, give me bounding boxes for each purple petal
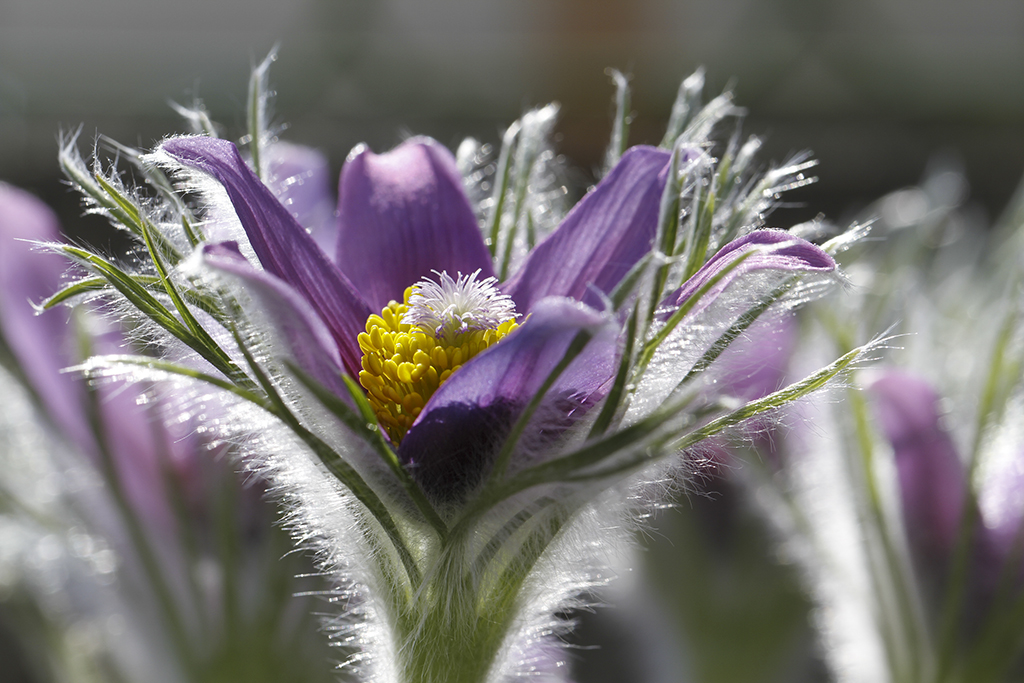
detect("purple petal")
[502,145,673,312]
[717,314,797,401]
[0,186,196,535]
[398,297,618,501]
[200,241,351,401]
[663,229,836,320]
[265,141,337,257]
[869,371,968,563]
[335,137,494,312]
[0,184,90,444]
[96,376,178,534]
[702,315,798,471]
[161,137,370,378]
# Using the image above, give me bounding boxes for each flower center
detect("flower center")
[357,272,519,444]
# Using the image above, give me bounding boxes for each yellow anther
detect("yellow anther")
[402,392,424,413]
[397,362,415,384]
[367,353,383,376]
[357,288,519,444]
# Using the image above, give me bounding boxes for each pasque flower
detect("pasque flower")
[870,370,1024,627]
[159,134,837,504]
[49,63,872,683]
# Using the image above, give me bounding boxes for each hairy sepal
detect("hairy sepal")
[624,258,839,426]
[145,144,261,263]
[78,344,406,683]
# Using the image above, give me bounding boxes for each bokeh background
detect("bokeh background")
[3,0,1023,231]
[1,1,1022,681]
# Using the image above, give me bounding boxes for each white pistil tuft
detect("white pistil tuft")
[404,269,518,339]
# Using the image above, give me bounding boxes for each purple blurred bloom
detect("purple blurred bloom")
[0,184,186,533]
[0,184,89,443]
[161,135,836,501]
[265,141,337,256]
[699,314,799,473]
[716,314,799,403]
[0,183,336,682]
[869,370,1024,608]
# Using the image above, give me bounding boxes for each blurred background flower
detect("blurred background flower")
[710,149,1024,683]
[0,184,339,683]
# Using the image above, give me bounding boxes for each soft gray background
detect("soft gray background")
[2,0,1022,228]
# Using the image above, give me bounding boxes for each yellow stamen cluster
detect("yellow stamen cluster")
[358,287,519,444]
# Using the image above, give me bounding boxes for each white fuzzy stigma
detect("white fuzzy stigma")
[403,269,518,338]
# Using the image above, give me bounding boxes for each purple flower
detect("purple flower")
[160,135,837,502]
[0,183,336,682]
[0,184,89,443]
[0,183,186,532]
[869,370,1024,613]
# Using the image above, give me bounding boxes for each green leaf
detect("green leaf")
[661,68,705,148]
[99,135,205,246]
[681,175,717,281]
[603,69,631,173]
[42,275,155,309]
[497,105,557,281]
[91,172,184,264]
[59,245,190,336]
[633,248,755,382]
[486,122,519,259]
[677,277,797,389]
[95,355,270,409]
[498,337,875,502]
[588,306,639,438]
[247,47,277,181]
[59,246,251,387]
[132,188,248,385]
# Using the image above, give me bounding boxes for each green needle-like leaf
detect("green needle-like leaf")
[59,246,251,388]
[603,69,631,173]
[42,275,157,309]
[486,122,520,260]
[92,173,183,265]
[634,249,755,381]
